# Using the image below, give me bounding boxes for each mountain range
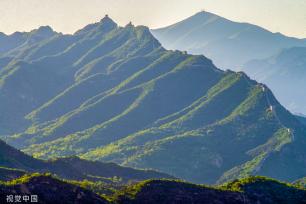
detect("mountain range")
[152,11,306,70]
[152,11,306,115]
[0,15,305,187]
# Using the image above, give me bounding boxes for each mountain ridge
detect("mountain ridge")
[152,11,306,69]
[0,139,174,184]
[0,16,305,185]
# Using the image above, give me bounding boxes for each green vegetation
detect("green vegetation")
[220,176,299,192]
[1,16,306,186]
[1,173,305,204]
[0,173,51,186]
[111,176,306,203]
[295,177,306,188]
[218,127,294,183]
[66,179,117,197]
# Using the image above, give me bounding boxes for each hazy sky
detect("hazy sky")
[0,0,305,38]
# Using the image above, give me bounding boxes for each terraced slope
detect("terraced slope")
[1,16,305,184]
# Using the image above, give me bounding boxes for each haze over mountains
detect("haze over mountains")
[0,15,305,187]
[152,11,306,115]
[152,11,306,70]
[244,47,306,115]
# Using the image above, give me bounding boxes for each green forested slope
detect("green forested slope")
[1,174,305,204]
[113,177,306,204]
[0,16,305,184]
[0,139,173,184]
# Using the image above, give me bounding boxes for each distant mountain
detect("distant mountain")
[152,11,306,70]
[244,47,306,115]
[1,16,306,185]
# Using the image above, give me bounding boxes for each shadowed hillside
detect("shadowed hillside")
[0,139,173,184]
[113,177,306,204]
[1,174,305,204]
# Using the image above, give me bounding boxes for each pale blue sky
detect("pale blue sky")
[0,0,305,38]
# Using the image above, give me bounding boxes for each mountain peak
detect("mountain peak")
[37,26,55,34]
[75,15,117,35]
[97,14,118,31]
[37,25,53,32]
[99,14,116,25]
[31,26,56,38]
[125,21,134,28]
[191,10,222,20]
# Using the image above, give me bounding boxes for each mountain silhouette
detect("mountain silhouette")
[152,11,306,70]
